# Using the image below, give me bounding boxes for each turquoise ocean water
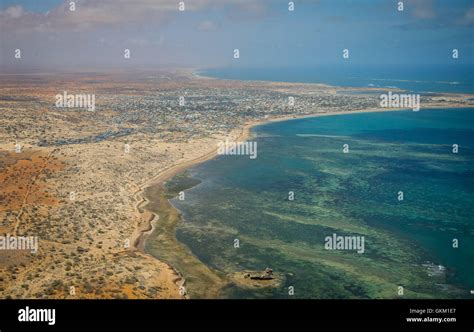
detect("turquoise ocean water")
[170,108,474,299]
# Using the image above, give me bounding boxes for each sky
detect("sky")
[0,0,473,72]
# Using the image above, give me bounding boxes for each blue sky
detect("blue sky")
[1,0,473,71]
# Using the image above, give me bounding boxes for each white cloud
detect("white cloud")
[461,7,474,25]
[407,0,436,19]
[196,20,219,31]
[2,5,26,18]
[0,0,267,33]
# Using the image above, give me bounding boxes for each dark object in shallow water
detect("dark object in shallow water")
[245,268,274,280]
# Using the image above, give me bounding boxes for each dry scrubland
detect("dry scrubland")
[0,69,472,298]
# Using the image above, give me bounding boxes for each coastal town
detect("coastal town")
[1,69,473,299]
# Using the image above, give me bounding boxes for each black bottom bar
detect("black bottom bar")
[1,299,472,329]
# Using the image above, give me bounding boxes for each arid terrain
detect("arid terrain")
[1,69,472,299]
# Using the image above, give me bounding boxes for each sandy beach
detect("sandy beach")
[131,105,473,298]
[130,120,259,298]
[1,67,472,300]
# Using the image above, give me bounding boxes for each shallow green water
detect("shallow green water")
[167,108,474,299]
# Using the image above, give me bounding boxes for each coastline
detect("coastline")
[130,115,259,298]
[131,105,473,298]
[2,68,473,300]
[193,69,474,96]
